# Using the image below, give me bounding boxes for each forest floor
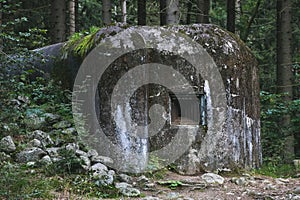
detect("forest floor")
[56,171,300,200]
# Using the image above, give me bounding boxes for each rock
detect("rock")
[80,155,91,170]
[294,187,300,194]
[75,149,88,157]
[115,182,141,197]
[91,155,113,165]
[87,149,98,158]
[265,184,276,190]
[53,121,71,129]
[232,177,247,186]
[118,173,133,183]
[141,197,161,200]
[31,130,54,147]
[24,109,46,130]
[40,155,52,165]
[137,175,150,184]
[26,161,36,167]
[201,173,224,185]
[65,143,79,152]
[90,163,114,186]
[28,139,42,148]
[275,178,289,184]
[46,147,60,157]
[166,192,181,199]
[44,113,60,124]
[0,136,16,153]
[16,147,46,163]
[61,127,77,135]
[293,195,300,200]
[175,148,201,175]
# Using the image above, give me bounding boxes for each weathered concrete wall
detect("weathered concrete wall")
[33,24,261,173]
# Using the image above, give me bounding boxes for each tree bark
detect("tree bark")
[186,0,192,24]
[276,0,294,161]
[227,0,235,33]
[121,0,127,24]
[241,0,261,41]
[51,0,67,43]
[102,0,112,25]
[166,0,180,25]
[0,2,3,52]
[69,0,76,35]
[196,0,210,23]
[160,0,167,25]
[137,0,146,25]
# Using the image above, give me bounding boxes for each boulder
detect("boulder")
[0,136,16,153]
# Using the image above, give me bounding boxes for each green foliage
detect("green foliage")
[260,91,300,162]
[0,162,57,199]
[254,163,297,178]
[158,180,183,189]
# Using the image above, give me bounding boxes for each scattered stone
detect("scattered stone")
[24,109,46,130]
[0,135,16,153]
[294,187,300,194]
[91,155,113,165]
[293,195,300,200]
[265,184,276,190]
[137,175,150,184]
[118,173,133,183]
[53,121,71,129]
[40,155,52,165]
[90,163,114,186]
[166,192,181,199]
[28,139,42,148]
[275,178,289,184]
[75,149,88,157]
[31,130,54,147]
[65,143,79,152]
[115,182,141,197]
[16,147,46,163]
[44,113,60,124]
[232,177,247,186]
[61,127,77,135]
[141,196,161,200]
[26,161,36,167]
[201,173,224,185]
[80,155,91,170]
[87,149,98,158]
[46,147,60,157]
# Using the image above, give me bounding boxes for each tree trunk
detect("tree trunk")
[186,0,192,24]
[137,0,146,25]
[196,0,210,23]
[227,0,235,33]
[69,0,76,35]
[160,0,167,25]
[75,0,79,32]
[102,0,112,25]
[276,0,294,161]
[166,0,180,25]
[0,2,3,52]
[51,0,66,43]
[121,0,127,24]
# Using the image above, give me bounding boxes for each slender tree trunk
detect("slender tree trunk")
[121,0,127,24]
[0,2,3,52]
[227,0,236,33]
[196,0,210,23]
[69,0,76,35]
[166,0,180,25]
[75,0,79,32]
[241,0,261,41]
[186,0,192,24]
[160,0,167,25]
[276,0,294,161]
[137,0,146,25]
[102,0,112,25]
[51,0,67,43]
